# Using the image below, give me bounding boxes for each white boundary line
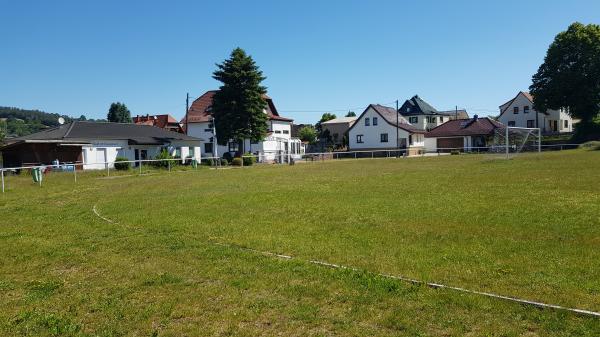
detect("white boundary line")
[88,204,600,318]
[215,241,600,318]
[92,204,119,224]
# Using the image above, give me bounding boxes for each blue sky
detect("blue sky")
[1,0,599,124]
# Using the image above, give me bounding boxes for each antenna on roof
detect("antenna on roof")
[58,117,65,125]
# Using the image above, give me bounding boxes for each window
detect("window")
[189,146,195,157]
[228,141,239,152]
[365,118,370,126]
[204,129,213,132]
[373,117,378,126]
[508,121,516,127]
[527,120,535,128]
[409,135,413,146]
[204,143,212,154]
[513,107,519,114]
[356,135,364,143]
[275,130,282,134]
[283,130,289,134]
[427,116,436,123]
[439,116,444,123]
[524,106,530,113]
[409,116,418,124]
[564,120,569,129]
[380,133,388,143]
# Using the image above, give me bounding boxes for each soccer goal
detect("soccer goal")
[490,126,541,159]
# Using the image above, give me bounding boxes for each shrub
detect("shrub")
[242,152,255,166]
[114,157,131,170]
[202,158,215,166]
[220,158,229,166]
[579,141,600,151]
[231,157,243,166]
[450,150,460,155]
[152,149,177,168]
[222,152,233,163]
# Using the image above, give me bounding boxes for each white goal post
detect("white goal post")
[492,126,541,159]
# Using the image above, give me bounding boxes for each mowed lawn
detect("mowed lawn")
[1,150,599,336]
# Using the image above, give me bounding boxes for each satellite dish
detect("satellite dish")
[58,117,65,125]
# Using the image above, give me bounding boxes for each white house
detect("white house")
[498,91,577,133]
[399,95,469,131]
[0,121,202,169]
[348,104,425,155]
[185,90,304,163]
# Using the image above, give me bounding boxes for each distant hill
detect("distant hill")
[0,106,104,139]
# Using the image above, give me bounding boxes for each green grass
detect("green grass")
[1,150,599,336]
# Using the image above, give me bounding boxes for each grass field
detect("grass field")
[1,150,599,336]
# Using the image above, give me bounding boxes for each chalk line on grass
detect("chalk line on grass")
[214,241,600,318]
[92,204,118,224]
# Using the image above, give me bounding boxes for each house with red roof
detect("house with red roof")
[424,115,505,152]
[184,90,304,162]
[498,91,577,133]
[133,114,184,133]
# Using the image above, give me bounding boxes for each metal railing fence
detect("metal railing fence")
[0,143,584,193]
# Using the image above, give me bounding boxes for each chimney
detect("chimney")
[473,114,478,121]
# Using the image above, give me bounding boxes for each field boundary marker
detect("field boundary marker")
[214,241,600,318]
[87,204,600,319]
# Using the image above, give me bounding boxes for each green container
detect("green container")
[32,168,43,183]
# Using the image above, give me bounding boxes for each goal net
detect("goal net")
[490,127,541,159]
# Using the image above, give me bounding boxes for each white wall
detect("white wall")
[498,93,575,133]
[187,119,303,161]
[81,139,200,170]
[349,106,417,150]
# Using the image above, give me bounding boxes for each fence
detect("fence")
[0,143,584,193]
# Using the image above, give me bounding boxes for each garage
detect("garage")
[436,137,464,151]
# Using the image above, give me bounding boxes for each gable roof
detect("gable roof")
[498,91,541,118]
[425,117,504,138]
[184,90,293,125]
[133,114,183,132]
[3,121,201,147]
[321,116,358,125]
[348,104,425,134]
[399,95,439,116]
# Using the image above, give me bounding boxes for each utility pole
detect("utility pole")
[212,117,219,168]
[396,99,399,157]
[455,105,458,120]
[185,93,190,135]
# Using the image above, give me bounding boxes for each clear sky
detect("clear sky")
[1,0,599,124]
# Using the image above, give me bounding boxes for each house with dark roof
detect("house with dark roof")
[399,95,469,131]
[0,121,202,169]
[133,114,184,133]
[184,90,304,162]
[424,115,504,152]
[348,104,426,155]
[498,91,577,133]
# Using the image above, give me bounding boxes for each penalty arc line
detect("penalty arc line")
[88,207,600,318]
